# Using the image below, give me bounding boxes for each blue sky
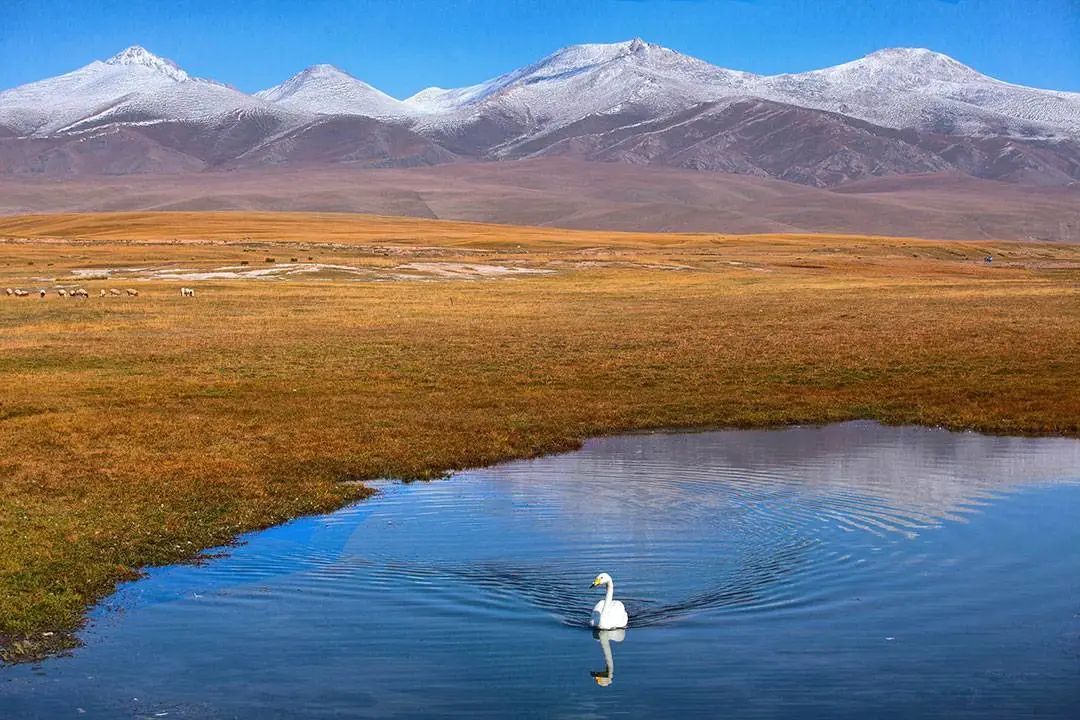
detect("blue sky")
[2,0,1078,96]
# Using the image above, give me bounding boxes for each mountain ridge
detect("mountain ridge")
[1,42,1078,188]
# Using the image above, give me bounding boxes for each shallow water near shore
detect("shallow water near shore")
[3,422,1080,718]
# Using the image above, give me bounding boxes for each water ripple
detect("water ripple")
[7,422,1080,720]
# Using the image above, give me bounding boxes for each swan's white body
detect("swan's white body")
[589,573,629,630]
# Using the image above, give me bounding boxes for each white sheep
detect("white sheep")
[125,288,139,297]
[4,288,12,296]
[99,289,107,298]
[109,288,122,296]
[57,288,67,297]
[14,289,30,297]
[181,287,196,297]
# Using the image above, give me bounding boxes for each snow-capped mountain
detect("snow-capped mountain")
[0,45,304,137]
[255,64,412,119]
[753,48,1080,139]
[1,41,1078,186]
[408,38,750,116]
[394,41,1080,143]
[404,38,756,138]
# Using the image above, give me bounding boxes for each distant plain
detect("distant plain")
[2,160,1078,241]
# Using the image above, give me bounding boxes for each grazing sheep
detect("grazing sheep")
[100,289,107,297]
[39,289,46,298]
[125,288,139,297]
[109,288,122,296]
[4,288,12,296]
[57,288,67,297]
[76,288,89,298]
[13,289,30,297]
[180,287,196,297]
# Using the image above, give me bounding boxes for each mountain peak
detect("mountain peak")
[509,37,691,85]
[842,47,983,82]
[866,47,956,60]
[255,63,408,118]
[259,64,366,100]
[105,45,190,82]
[301,63,351,77]
[547,37,664,65]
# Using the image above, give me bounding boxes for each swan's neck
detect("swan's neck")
[600,634,615,673]
[604,581,614,607]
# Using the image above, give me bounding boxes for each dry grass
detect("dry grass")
[2,211,1079,662]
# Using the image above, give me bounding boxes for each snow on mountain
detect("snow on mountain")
[404,38,756,133]
[394,40,1080,142]
[0,45,306,137]
[105,45,192,82]
[6,40,1077,143]
[754,48,1080,139]
[404,86,452,107]
[255,64,412,119]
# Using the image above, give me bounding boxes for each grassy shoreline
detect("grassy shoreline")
[2,212,1079,663]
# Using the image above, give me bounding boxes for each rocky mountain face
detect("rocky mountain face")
[1,41,1078,187]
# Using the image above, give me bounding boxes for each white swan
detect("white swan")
[589,573,629,630]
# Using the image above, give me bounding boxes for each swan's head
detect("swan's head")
[592,672,613,687]
[591,572,613,588]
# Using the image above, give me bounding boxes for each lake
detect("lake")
[2,422,1079,718]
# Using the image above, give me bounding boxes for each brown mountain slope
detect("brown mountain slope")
[0,114,456,178]
[0,127,205,176]
[229,115,457,169]
[3,95,1078,189]
[502,99,1080,188]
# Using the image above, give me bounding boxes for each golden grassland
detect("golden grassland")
[1,211,1079,662]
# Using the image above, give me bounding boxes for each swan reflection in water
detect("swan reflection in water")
[590,628,626,687]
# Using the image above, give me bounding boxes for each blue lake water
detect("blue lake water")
[2,422,1079,718]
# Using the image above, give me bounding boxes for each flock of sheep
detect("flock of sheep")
[4,287,198,298]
